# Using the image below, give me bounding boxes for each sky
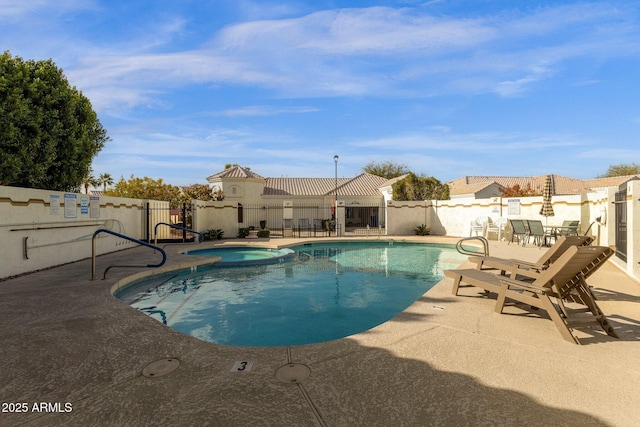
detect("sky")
[2,0,640,187]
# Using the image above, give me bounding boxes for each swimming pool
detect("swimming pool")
[116,242,467,347]
[184,247,295,265]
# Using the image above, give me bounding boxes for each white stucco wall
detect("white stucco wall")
[385,201,430,235]
[211,178,265,204]
[191,200,240,239]
[431,194,605,240]
[629,181,640,280]
[0,185,147,279]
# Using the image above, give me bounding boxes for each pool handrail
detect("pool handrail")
[455,236,490,257]
[92,229,167,280]
[153,222,204,245]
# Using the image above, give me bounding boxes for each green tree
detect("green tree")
[177,184,216,205]
[392,173,450,200]
[83,169,100,194]
[597,163,640,178]
[98,173,114,191]
[0,51,109,191]
[362,160,410,179]
[105,176,182,208]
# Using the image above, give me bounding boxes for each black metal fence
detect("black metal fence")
[240,204,336,237]
[238,203,385,238]
[145,202,194,242]
[614,186,627,262]
[343,204,386,236]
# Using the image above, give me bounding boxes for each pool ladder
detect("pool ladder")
[455,236,490,257]
[91,229,167,280]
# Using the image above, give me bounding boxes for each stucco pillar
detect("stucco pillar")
[336,200,345,236]
[628,180,640,279]
[282,201,294,236]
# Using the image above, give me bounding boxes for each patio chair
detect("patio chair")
[469,216,489,237]
[445,245,618,344]
[525,219,549,247]
[507,219,528,245]
[298,218,311,237]
[486,217,508,241]
[559,220,580,236]
[469,235,594,279]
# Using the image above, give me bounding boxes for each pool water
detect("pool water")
[184,247,294,265]
[116,242,467,347]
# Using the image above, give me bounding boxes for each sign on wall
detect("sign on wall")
[50,194,60,215]
[507,199,521,216]
[80,196,89,215]
[90,196,100,218]
[64,193,77,218]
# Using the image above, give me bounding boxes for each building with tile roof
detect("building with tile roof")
[206,166,640,202]
[207,165,390,201]
[447,174,640,199]
[206,165,392,229]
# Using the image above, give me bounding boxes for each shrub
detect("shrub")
[415,224,431,236]
[204,229,224,240]
[257,230,270,238]
[238,228,250,238]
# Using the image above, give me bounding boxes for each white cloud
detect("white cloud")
[213,105,320,117]
[37,2,637,113]
[350,130,584,152]
[218,7,495,55]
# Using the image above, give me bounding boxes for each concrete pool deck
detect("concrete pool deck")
[1,236,639,426]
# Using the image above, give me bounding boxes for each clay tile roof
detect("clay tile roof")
[336,173,389,196]
[582,174,640,189]
[379,174,409,188]
[263,178,342,196]
[206,165,264,181]
[448,174,597,196]
[263,173,388,196]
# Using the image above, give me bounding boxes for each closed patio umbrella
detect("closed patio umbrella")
[540,175,555,219]
[540,175,555,245]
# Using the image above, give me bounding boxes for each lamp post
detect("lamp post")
[334,155,339,236]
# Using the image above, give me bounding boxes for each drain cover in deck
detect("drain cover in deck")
[142,358,180,378]
[275,363,311,383]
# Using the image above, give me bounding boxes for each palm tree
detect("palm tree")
[99,173,114,191]
[83,170,99,194]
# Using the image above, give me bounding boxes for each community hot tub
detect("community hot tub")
[183,246,295,266]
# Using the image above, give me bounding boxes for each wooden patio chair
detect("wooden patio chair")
[469,235,594,279]
[445,245,618,344]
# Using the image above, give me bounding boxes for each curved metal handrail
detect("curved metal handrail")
[92,229,167,280]
[455,236,490,257]
[582,221,598,237]
[153,222,204,245]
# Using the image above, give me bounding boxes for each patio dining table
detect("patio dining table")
[543,225,579,244]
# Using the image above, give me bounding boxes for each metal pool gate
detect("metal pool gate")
[614,183,628,262]
[343,203,386,236]
[144,202,194,242]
